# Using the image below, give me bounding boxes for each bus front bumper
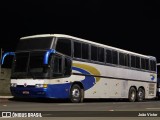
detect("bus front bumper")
[10,84,71,98]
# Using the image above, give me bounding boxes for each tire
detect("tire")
[137,88,145,102]
[70,84,84,103]
[128,87,137,102]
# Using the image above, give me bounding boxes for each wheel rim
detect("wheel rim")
[72,88,80,98]
[138,90,144,100]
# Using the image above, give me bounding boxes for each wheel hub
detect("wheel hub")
[72,88,80,97]
[138,91,143,99]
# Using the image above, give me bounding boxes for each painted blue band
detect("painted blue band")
[1,52,15,65]
[43,49,56,64]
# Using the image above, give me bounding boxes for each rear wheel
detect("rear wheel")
[128,87,137,102]
[70,84,84,103]
[137,88,145,102]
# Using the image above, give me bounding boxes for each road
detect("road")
[0,98,160,120]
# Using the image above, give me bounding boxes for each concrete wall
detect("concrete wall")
[0,68,11,96]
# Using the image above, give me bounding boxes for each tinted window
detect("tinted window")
[141,58,146,69]
[29,53,44,73]
[150,60,156,71]
[141,58,149,70]
[98,47,104,62]
[136,57,140,68]
[56,38,71,56]
[53,56,62,74]
[145,59,149,70]
[16,37,54,51]
[82,43,89,60]
[112,51,118,65]
[91,46,98,61]
[74,42,81,58]
[131,55,136,68]
[119,53,125,66]
[106,49,112,63]
[125,54,130,67]
[14,53,29,72]
[64,58,72,76]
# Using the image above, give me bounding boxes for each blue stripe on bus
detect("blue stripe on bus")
[1,52,15,65]
[47,84,71,98]
[10,67,96,98]
[72,67,95,90]
[43,49,56,64]
[10,83,71,98]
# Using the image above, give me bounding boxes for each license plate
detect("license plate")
[22,91,29,94]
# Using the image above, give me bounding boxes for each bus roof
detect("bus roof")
[20,34,156,59]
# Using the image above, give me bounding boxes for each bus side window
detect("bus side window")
[74,42,82,58]
[53,56,62,76]
[106,49,112,64]
[136,56,140,69]
[150,60,156,72]
[145,59,149,70]
[131,55,136,68]
[126,54,130,67]
[98,47,104,62]
[141,58,146,70]
[56,38,71,56]
[112,50,118,65]
[82,43,89,60]
[91,45,98,61]
[119,53,125,66]
[64,57,72,76]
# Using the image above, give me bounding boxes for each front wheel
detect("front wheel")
[70,84,84,103]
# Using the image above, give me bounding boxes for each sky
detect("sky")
[0,1,160,62]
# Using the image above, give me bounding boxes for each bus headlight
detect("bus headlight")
[35,84,48,88]
[11,83,17,87]
[43,84,48,88]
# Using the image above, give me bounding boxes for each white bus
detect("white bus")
[1,34,157,103]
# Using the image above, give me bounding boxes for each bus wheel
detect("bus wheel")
[137,88,145,102]
[128,87,137,102]
[70,84,84,103]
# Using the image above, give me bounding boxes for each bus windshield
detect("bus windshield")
[11,52,49,79]
[16,37,55,51]
[29,53,44,73]
[14,52,29,73]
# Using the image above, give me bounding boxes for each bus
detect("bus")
[1,34,157,103]
[156,63,160,99]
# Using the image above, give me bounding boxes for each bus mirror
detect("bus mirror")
[43,49,56,65]
[1,52,15,65]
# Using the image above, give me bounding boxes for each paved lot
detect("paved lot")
[0,98,160,119]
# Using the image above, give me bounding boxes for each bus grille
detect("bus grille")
[148,84,155,96]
